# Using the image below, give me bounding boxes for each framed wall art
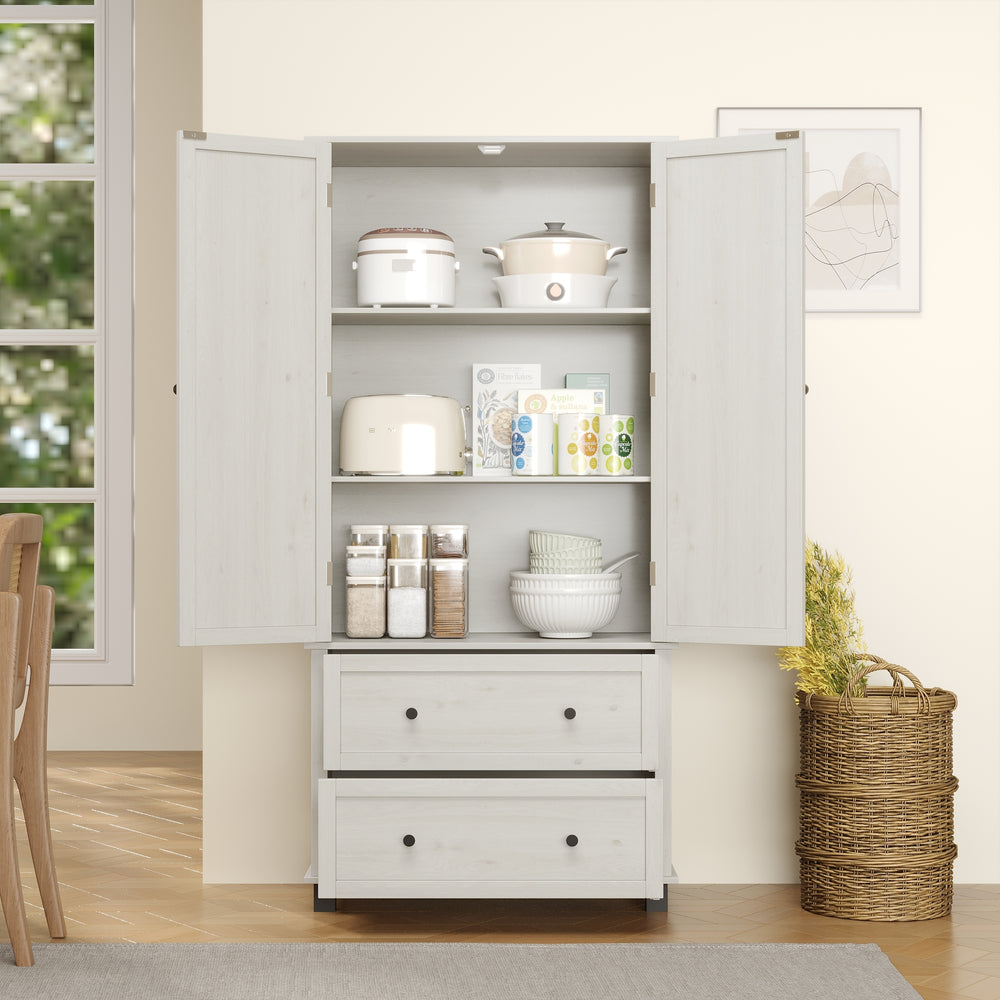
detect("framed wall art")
[717,108,921,312]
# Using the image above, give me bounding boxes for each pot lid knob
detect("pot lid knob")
[545,222,566,231]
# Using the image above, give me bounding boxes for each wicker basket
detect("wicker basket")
[795,654,958,921]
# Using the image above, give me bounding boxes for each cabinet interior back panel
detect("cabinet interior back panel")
[329,483,651,635]
[330,167,650,309]
[330,323,651,474]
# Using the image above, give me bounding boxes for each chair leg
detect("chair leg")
[0,591,33,966]
[0,783,33,966]
[13,586,64,940]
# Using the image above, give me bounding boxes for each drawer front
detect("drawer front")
[319,778,662,897]
[330,653,651,769]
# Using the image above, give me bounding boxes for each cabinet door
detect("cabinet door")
[177,133,332,645]
[650,134,804,645]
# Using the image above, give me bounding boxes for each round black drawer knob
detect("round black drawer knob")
[402,834,416,847]
[405,707,418,720]
[565,834,579,847]
[563,707,576,719]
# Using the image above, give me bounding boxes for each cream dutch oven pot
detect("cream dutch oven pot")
[482,222,627,276]
[354,227,459,307]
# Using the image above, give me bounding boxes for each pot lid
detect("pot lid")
[507,222,604,242]
[359,227,452,241]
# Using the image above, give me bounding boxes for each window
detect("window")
[0,1,133,684]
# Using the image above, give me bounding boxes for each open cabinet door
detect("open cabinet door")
[177,133,332,645]
[650,133,804,646]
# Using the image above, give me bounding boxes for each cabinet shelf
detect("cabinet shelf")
[332,475,651,484]
[332,307,651,327]
[309,632,662,652]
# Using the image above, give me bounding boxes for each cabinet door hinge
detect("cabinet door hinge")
[182,129,207,141]
[649,562,657,587]
[649,372,657,397]
[327,562,333,586]
[649,182,656,209]
[326,372,333,397]
[776,130,800,140]
[326,183,333,208]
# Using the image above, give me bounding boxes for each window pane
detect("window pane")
[0,21,94,163]
[0,500,93,649]
[0,179,94,328]
[0,344,94,487]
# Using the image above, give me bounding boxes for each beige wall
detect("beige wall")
[206,0,997,884]
[47,0,204,750]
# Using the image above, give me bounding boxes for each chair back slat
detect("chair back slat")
[0,513,43,708]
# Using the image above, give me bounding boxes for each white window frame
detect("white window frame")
[0,1,134,685]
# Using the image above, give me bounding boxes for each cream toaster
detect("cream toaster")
[339,394,469,475]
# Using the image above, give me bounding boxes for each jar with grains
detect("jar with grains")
[345,576,386,638]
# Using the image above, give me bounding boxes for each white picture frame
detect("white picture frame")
[717,108,921,312]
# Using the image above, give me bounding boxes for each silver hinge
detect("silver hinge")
[326,183,333,208]
[649,372,657,397]
[776,130,800,140]
[649,183,656,208]
[327,562,333,586]
[649,562,656,587]
[182,129,207,141]
[326,372,333,397]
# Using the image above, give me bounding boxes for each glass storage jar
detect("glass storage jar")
[345,576,386,638]
[429,524,469,558]
[389,524,428,559]
[345,544,387,576]
[350,524,389,548]
[387,558,428,638]
[428,558,469,638]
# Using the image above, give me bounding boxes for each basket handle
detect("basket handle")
[839,653,931,716]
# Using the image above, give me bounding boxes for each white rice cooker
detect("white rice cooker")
[353,227,459,307]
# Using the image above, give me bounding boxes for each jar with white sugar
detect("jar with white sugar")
[387,558,428,638]
[345,544,386,576]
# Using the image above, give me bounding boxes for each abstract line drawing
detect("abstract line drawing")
[716,109,921,312]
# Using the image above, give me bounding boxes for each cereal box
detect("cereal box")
[472,363,541,476]
[517,388,607,415]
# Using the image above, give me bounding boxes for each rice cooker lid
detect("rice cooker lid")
[360,227,453,242]
[507,222,603,242]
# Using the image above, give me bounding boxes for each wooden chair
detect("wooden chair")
[0,513,65,966]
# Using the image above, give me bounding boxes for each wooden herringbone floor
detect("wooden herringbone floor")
[6,752,998,999]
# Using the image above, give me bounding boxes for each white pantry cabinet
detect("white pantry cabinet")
[177,133,804,910]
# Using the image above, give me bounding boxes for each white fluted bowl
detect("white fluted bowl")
[509,572,622,638]
[510,570,621,591]
[528,530,602,554]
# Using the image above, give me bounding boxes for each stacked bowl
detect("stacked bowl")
[511,531,621,638]
[527,531,601,574]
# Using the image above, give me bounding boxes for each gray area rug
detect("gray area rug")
[0,941,920,999]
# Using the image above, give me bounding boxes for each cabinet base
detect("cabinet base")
[312,886,668,914]
[313,885,337,912]
[645,886,668,912]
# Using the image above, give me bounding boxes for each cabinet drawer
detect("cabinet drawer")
[327,653,655,770]
[318,778,662,899]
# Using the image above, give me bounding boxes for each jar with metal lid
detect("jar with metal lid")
[345,576,386,638]
[387,558,428,638]
[428,558,469,638]
[345,544,386,576]
[349,524,389,548]
[389,525,428,559]
[429,524,469,558]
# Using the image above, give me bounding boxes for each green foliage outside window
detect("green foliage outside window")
[0,21,94,164]
[0,501,94,649]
